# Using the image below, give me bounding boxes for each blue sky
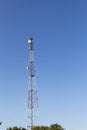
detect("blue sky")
[0,0,87,130]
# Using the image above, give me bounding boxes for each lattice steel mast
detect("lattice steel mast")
[27,37,39,130]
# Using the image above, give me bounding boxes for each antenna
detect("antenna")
[27,37,39,130]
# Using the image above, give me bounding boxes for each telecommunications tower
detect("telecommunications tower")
[27,37,39,130]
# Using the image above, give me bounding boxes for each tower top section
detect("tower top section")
[28,37,34,50]
[28,37,33,44]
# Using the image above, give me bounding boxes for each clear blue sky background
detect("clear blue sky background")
[0,0,87,130]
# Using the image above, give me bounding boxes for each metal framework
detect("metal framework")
[27,37,39,130]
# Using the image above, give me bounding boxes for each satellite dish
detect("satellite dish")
[28,37,33,44]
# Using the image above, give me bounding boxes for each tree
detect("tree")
[6,123,65,130]
[50,123,64,130]
[6,126,26,130]
[32,124,64,130]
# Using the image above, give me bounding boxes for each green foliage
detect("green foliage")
[32,126,41,130]
[50,123,64,130]
[6,123,64,130]
[22,128,26,130]
[33,126,50,130]
[32,124,64,130]
[6,126,26,130]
